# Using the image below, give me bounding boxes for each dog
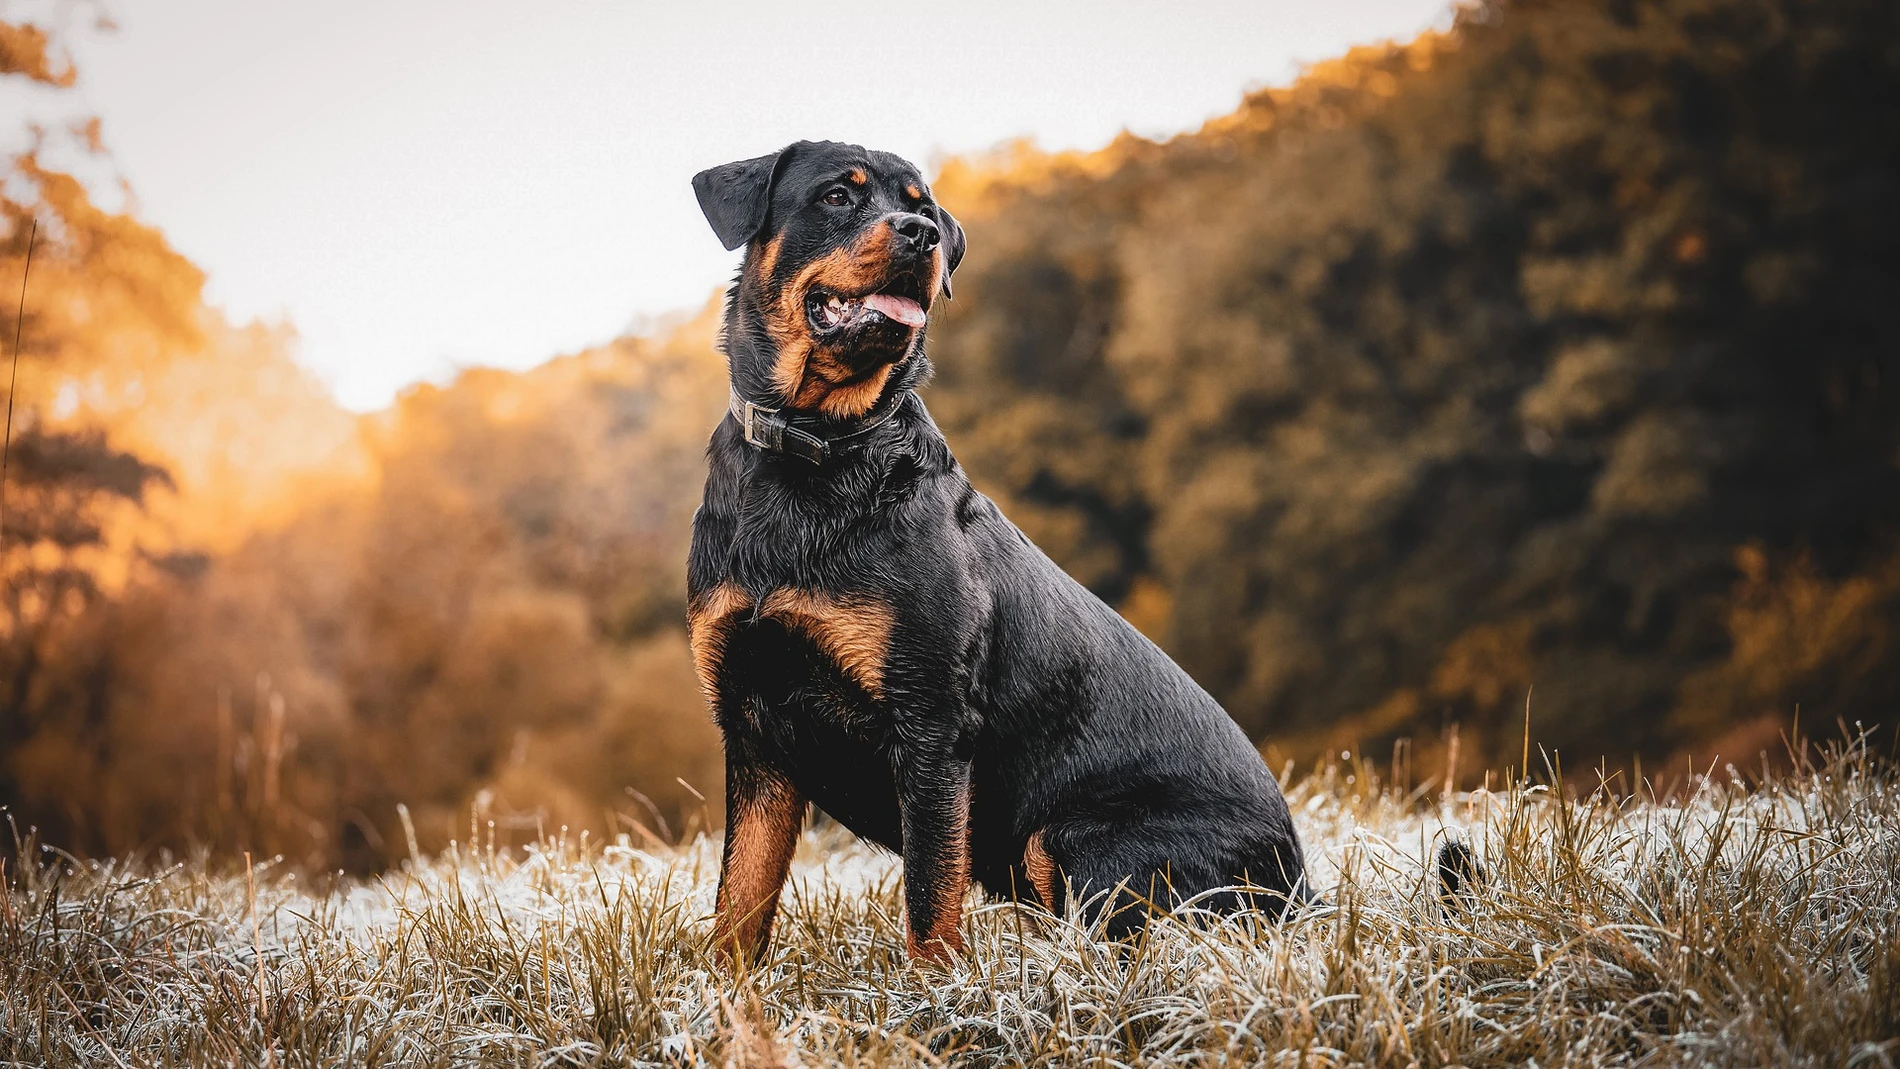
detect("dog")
[688,140,1312,966]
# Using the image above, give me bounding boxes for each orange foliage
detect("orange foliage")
[7,0,1899,868]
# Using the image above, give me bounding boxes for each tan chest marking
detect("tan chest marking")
[688,584,755,704]
[760,589,896,697]
[688,584,897,702]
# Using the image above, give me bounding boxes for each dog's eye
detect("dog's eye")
[821,188,850,207]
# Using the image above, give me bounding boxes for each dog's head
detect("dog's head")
[694,140,964,419]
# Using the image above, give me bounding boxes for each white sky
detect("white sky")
[14,0,1452,410]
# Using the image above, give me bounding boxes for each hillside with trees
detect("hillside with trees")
[926,0,1900,777]
[2,0,1895,868]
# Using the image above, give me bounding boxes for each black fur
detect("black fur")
[689,140,1310,965]
[692,150,786,251]
[1435,839,1487,912]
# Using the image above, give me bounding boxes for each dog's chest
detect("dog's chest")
[688,583,895,709]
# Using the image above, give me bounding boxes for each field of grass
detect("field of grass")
[2,740,1895,1068]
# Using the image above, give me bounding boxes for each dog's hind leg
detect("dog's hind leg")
[1042,812,1309,937]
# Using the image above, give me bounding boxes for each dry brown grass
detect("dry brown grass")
[2,737,1896,1067]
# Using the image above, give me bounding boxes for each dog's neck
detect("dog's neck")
[726,385,914,466]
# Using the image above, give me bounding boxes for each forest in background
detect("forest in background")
[1,0,1896,870]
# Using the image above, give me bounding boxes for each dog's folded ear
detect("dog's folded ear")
[935,205,966,299]
[693,145,797,251]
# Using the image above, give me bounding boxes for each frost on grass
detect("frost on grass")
[2,741,1897,1068]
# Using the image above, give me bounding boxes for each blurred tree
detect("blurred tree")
[1,11,199,853]
[930,0,1900,774]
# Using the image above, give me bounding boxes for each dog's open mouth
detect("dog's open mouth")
[806,275,929,335]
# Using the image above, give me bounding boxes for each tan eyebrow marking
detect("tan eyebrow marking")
[904,183,922,201]
[848,168,868,186]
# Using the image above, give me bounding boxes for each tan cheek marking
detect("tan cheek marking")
[769,226,904,407]
[925,245,945,297]
[1024,830,1058,909]
[747,233,814,404]
[769,337,814,402]
[806,364,895,420]
[795,222,898,303]
[748,234,781,284]
[802,219,910,418]
[760,589,895,697]
[766,221,917,413]
[766,246,856,401]
[688,583,754,704]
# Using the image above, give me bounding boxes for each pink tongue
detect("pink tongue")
[860,292,927,327]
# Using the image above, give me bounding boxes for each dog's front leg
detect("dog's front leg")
[711,755,805,966]
[893,735,972,965]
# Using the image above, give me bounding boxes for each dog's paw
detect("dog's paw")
[905,929,966,967]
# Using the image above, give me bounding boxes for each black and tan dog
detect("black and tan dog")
[688,140,1311,966]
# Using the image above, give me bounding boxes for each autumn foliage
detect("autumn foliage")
[2,0,1897,870]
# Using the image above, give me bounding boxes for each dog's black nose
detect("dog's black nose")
[891,213,940,253]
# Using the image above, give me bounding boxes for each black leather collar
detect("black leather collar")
[728,387,912,465]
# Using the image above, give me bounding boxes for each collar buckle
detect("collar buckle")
[730,388,907,466]
[740,400,780,452]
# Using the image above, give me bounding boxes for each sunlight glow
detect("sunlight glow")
[50,0,1451,410]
